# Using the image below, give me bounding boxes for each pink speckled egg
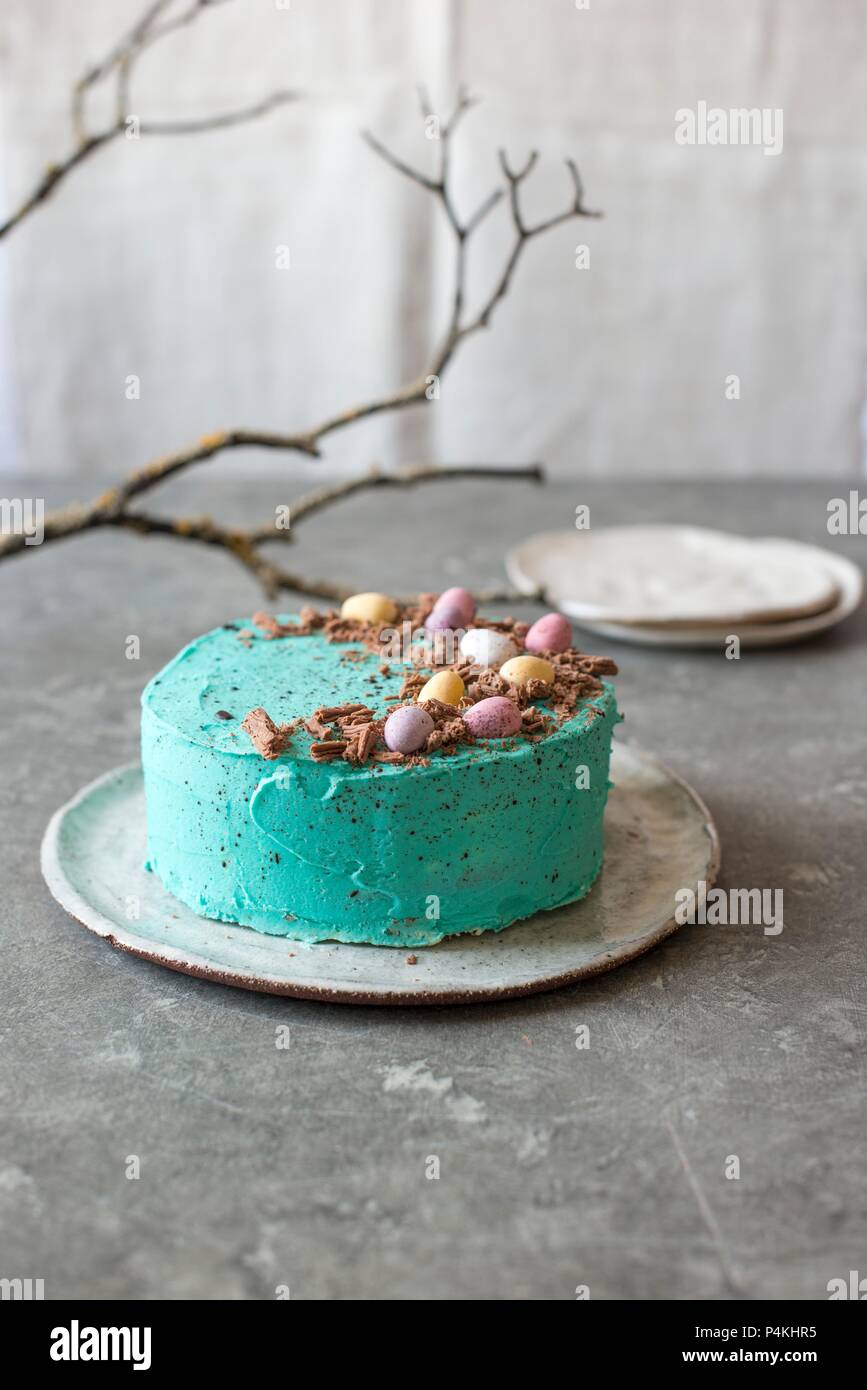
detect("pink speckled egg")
[524,612,572,655]
[463,696,522,739]
[384,705,435,754]
[425,586,476,632]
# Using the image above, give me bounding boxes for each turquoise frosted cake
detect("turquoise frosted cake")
[141,589,620,947]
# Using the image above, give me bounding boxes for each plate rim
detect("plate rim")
[41,747,721,1007]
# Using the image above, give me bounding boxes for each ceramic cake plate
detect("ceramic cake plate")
[41,743,719,1006]
[506,527,863,649]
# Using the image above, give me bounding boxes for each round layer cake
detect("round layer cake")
[141,600,620,946]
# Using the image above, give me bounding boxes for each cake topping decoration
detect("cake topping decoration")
[347,724,379,765]
[304,713,331,739]
[384,705,435,754]
[417,670,465,706]
[310,739,348,762]
[241,707,295,759]
[252,611,290,639]
[425,586,476,632]
[236,589,618,768]
[524,611,572,655]
[463,695,523,739]
[340,592,399,624]
[459,627,518,669]
[500,654,556,687]
[314,702,369,722]
[399,669,426,700]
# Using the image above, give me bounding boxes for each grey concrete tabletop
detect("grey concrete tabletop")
[2,475,864,1301]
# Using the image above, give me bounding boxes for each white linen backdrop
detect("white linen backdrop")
[1,0,865,481]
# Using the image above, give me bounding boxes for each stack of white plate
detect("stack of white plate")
[506,525,863,648]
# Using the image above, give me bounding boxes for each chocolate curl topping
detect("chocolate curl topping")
[310,740,348,762]
[242,707,293,759]
[252,608,327,640]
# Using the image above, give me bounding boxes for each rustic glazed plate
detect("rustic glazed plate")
[507,527,862,649]
[41,743,719,1006]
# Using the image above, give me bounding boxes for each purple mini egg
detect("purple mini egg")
[524,611,572,655]
[463,696,522,739]
[425,601,467,633]
[425,586,476,631]
[384,705,435,754]
[439,587,476,623]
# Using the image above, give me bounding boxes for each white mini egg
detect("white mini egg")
[459,627,518,670]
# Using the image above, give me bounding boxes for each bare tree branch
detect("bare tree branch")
[1,0,298,241]
[274,461,544,532]
[0,464,543,604]
[1,80,597,603]
[139,91,297,137]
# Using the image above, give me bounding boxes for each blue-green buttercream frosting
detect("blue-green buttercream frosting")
[141,617,619,946]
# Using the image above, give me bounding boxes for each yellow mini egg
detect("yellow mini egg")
[500,654,555,687]
[417,670,465,706]
[340,592,398,624]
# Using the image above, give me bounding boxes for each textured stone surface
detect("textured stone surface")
[1,476,865,1300]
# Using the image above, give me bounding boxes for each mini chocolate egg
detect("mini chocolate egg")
[463,696,522,739]
[500,654,555,687]
[524,612,572,655]
[417,670,465,706]
[440,586,475,621]
[425,586,476,632]
[340,592,398,624]
[459,627,518,670]
[425,600,468,633]
[384,705,434,754]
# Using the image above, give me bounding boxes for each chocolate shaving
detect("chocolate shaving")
[582,655,619,676]
[304,715,330,739]
[264,591,618,769]
[422,702,475,755]
[418,697,461,720]
[524,677,553,702]
[252,608,326,639]
[342,720,380,765]
[310,740,347,762]
[241,707,294,759]
[521,704,553,737]
[398,670,426,699]
[252,610,287,639]
[336,706,375,727]
[315,702,368,721]
[357,724,378,763]
[322,614,390,647]
[299,605,326,630]
[468,668,511,701]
